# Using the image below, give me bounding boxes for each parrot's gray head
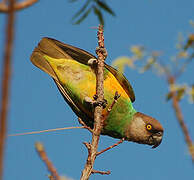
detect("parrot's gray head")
[125,112,164,148]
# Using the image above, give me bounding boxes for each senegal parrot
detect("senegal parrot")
[30,37,164,148]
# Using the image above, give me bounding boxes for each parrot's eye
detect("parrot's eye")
[146,124,152,131]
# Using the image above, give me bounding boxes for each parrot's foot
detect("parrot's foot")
[84,96,94,104]
[93,94,98,100]
[96,47,108,59]
[93,94,107,109]
[94,99,107,109]
[84,96,107,109]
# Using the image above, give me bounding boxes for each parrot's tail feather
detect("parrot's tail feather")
[30,47,58,80]
[33,37,72,59]
[30,37,73,80]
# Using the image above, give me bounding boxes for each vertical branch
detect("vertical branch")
[168,76,194,162]
[0,0,15,179]
[80,25,106,180]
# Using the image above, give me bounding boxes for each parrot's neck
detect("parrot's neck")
[102,99,137,139]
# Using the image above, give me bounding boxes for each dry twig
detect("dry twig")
[91,169,111,175]
[0,0,38,12]
[78,117,93,133]
[80,25,107,180]
[35,142,60,180]
[8,126,84,136]
[97,138,124,156]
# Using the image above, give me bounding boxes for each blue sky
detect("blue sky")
[0,0,194,179]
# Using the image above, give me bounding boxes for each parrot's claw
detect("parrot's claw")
[93,94,107,108]
[94,99,108,109]
[93,94,98,100]
[88,58,97,65]
[84,96,107,109]
[84,97,94,104]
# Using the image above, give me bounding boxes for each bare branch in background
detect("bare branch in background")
[0,0,38,12]
[0,0,39,179]
[168,76,194,162]
[35,142,60,180]
[0,0,15,179]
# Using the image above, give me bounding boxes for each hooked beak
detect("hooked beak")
[150,131,163,149]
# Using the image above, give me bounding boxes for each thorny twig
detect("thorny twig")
[0,0,38,12]
[80,25,107,180]
[97,138,124,156]
[92,169,111,175]
[35,142,60,180]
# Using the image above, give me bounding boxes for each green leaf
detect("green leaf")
[93,6,104,25]
[73,8,92,24]
[72,0,91,20]
[96,0,115,16]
